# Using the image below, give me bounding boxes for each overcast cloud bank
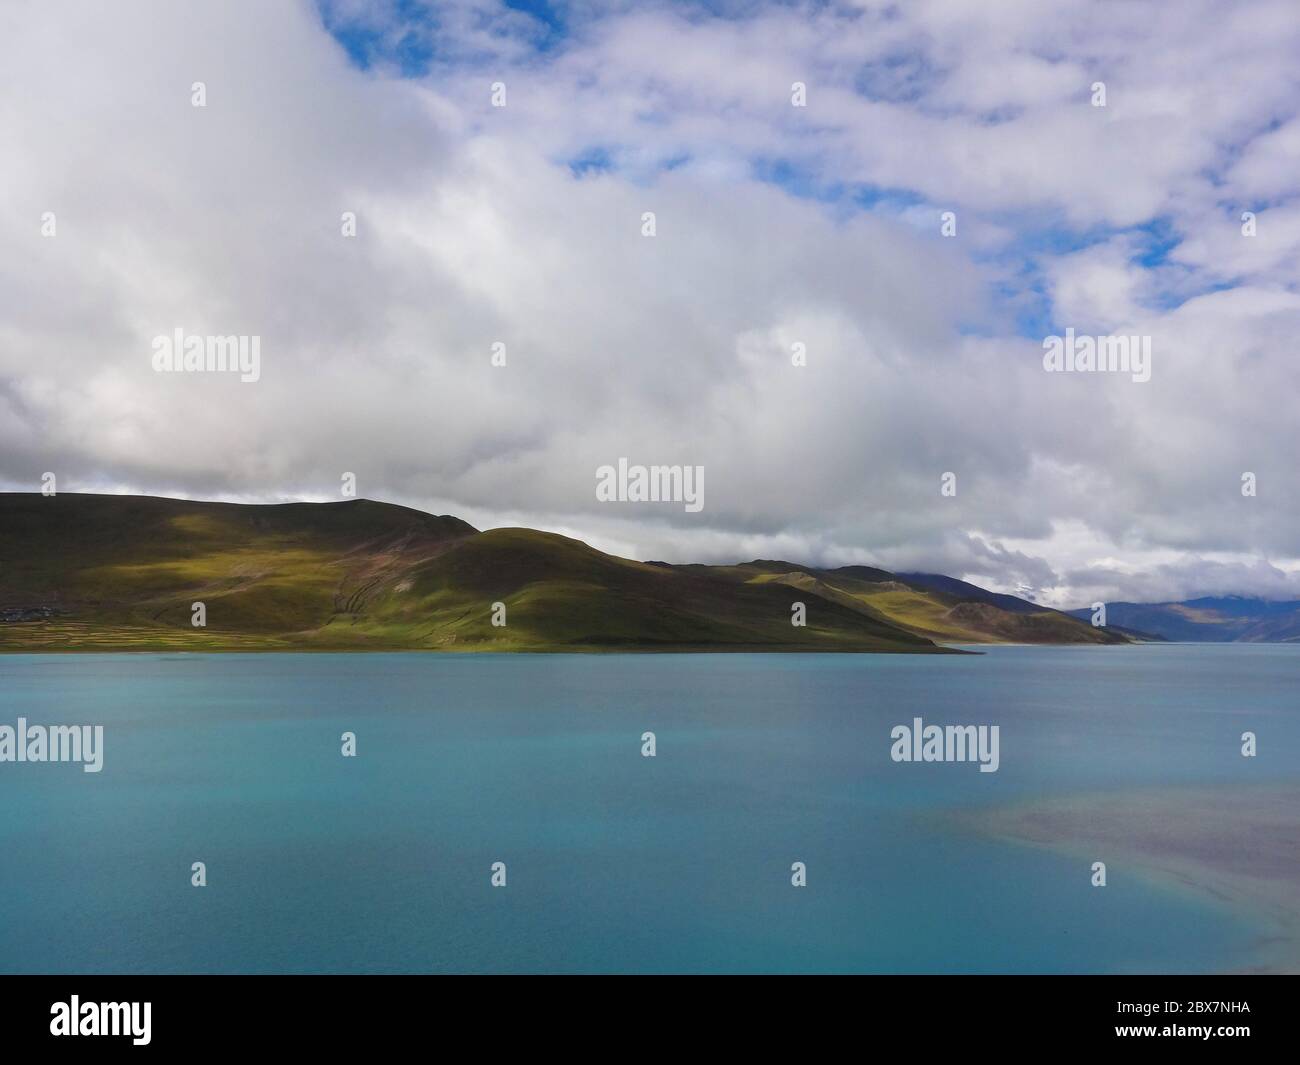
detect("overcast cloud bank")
[2,0,1298,607]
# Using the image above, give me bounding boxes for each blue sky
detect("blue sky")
[315,0,1229,343]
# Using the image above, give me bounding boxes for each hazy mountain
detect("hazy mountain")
[1066,597,1300,643]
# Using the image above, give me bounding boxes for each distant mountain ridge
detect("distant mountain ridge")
[1066,597,1300,643]
[0,493,1133,653]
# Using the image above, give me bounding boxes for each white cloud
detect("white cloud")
[2,0,1299,607]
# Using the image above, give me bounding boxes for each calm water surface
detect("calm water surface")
[1,645,1294,973]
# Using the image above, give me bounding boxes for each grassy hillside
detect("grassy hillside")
[884,572,1133,644]
[0,494,476,650]
[340,528,945,652]
[0,494,945,653]
[0,493,1137,653]
[682,561,1131,645]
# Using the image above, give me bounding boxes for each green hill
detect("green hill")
[680,561,1130,645]
[0,493,1130,653]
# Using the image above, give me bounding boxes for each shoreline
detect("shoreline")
[0,642,972,655]
[949,783,1300,973]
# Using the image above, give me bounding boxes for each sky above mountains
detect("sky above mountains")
[2,0,1298,607]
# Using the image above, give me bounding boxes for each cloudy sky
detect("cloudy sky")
[2,0,1299,607]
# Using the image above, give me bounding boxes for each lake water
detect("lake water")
[1,645,1294,973]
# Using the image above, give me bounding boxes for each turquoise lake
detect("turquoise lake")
[0,645,1294,973]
